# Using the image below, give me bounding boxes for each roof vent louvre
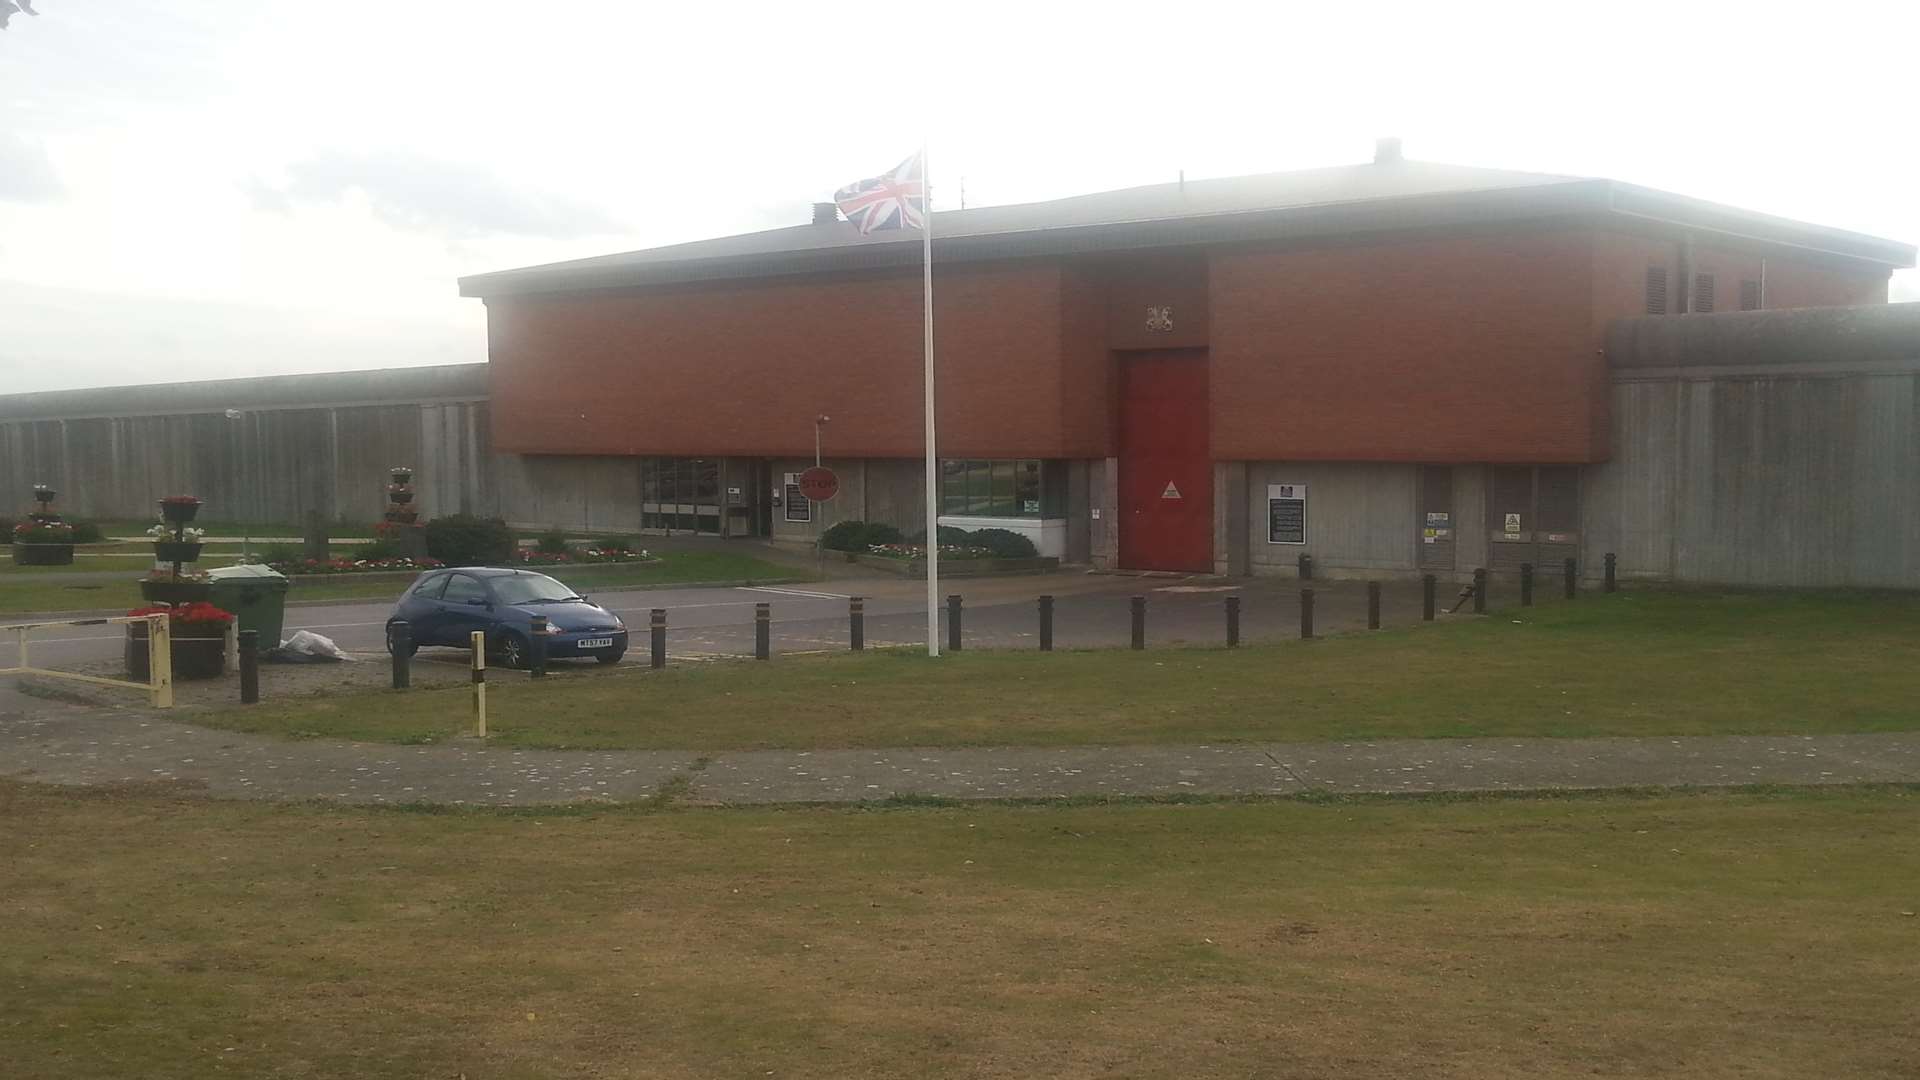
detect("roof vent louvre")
[811,202,839,225]
[1373,137,1403,164]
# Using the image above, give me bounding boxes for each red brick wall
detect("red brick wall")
[1210,228,1605,463]
[487,262,1110,459]
[1592,230,1890,317]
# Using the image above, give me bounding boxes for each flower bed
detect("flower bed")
[511,547,653,566]
[266,556,445,576]
[866,542,1000,561]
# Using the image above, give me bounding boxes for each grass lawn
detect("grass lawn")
[199,588,1920,749]
[3,781,1915,1079]
[0,550,805,616]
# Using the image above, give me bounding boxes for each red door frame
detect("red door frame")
[1116,350,1212,572]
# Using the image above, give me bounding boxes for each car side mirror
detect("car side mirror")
[467,598,489,607]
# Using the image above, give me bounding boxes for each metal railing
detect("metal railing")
[0,614,173,708]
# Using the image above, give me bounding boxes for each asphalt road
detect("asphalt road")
[5,571,1447,675]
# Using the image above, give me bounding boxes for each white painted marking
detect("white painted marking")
[737,586,850,600]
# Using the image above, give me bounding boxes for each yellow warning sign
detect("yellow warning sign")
[1162,481,1182,500]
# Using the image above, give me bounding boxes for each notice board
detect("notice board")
[1267,483,1307,545]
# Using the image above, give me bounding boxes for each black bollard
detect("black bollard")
[849,597,864,651]
[1038,595,1054,652]
[1298,553,1313,580]
[1299,588,1315,639]
[1473,568,1487,614]
[390,619,412,690]
[1604,552,1617,593]
[1520,562,1534,607]
[1130,595,1146,650]
[1366,581,1381,630]
[947,594,962,652]
[529,614,549,678]
[755,602,770,660]
[1422,575,1436,622]
[1564,557,1577,600]
[1226,595,1241,648]
[239,628,259,704]
[650,608,667,669]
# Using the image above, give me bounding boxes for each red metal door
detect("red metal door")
[1118,351,1212,572]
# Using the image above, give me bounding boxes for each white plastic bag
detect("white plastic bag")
[276,630,354,662]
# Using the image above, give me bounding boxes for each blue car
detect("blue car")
[385,566,628,668]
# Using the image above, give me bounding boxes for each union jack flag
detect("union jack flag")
[834,152,926,235]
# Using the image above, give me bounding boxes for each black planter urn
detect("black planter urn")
[154,541,204,564]
[127,623,226,681]
[159,500,202,524]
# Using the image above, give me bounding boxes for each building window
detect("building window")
[1693,273,1715,313]
[1739,279,1762,311]
[940,459,1065,517]
[1645,266,1668,314]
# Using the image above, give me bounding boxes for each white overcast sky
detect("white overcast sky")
[1,0,1915,393]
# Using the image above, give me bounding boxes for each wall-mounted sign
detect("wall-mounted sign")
[1267,483,1307,545]
[1161,481,1182,500]
[782,473,810,522]
[1145,305,1174,332]
[1504,513,1522,535]
[1426,511,1450,526]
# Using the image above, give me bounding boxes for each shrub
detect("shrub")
[68,520,106,543]
[908,525,976,547]
[257,542,303,566]
[0,517,11,545]
[596,535,635,553]
[535,527,571,555]
[821,521,910,553]
[424,514,515,565]
[965,527,1039,559]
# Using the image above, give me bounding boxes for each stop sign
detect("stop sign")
[797,466,840,502]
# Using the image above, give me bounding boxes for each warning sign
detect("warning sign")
[1161,481,1182,500]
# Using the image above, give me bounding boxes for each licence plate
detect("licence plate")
[577,637,615,649]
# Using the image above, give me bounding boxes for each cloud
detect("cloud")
[248,149,622,239]
[0,132,62,202]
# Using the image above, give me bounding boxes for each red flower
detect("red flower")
[127,602,234,624]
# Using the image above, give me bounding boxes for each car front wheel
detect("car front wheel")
[496,631,530,670]
[595,648,626,666]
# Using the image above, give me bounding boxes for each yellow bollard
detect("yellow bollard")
[148,614,173,709]
[470,630,487,737]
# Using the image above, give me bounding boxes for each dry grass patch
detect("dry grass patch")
[3,781,1917,1078]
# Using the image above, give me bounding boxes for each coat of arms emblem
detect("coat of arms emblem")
[1145,306,1174,332]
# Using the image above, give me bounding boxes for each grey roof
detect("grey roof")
[0,363,488,421]
[459,158,1915,298]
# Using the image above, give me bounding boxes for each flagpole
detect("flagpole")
[921,143,940,658]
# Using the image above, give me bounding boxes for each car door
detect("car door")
[436,573,493,649]
[400,572,451,643]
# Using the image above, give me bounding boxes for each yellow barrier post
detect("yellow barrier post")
[148,614,173,709]
[470,629,487,738]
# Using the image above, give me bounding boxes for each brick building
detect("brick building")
[448,143,1904,577]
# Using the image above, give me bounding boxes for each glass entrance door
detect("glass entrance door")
[640,457,724,536]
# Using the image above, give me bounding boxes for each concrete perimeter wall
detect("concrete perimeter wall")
[0,366,496,527]
[1586,305,1920,587]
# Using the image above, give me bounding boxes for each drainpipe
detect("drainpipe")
[1678,232,1694,314]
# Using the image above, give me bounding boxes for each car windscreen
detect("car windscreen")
[489,573,578,605]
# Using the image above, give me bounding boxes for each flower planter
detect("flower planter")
[154,541,204,564]
[852,553,1059,578]
[126,624,226,682]
[390,470,413,485]
[387,490,415,505]
[140,579,214,605]
[11,542,74,566]
[159,500,202,524]
[383,509,419,524]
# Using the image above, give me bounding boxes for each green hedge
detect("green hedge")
[821,520,906,552]
[425,514,515,565]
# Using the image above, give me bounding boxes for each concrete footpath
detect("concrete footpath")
[2,707,1915,806]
